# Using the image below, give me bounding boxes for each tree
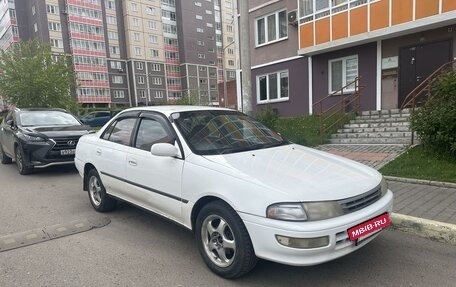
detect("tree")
[0,39,77,110]
[174,90,211,106]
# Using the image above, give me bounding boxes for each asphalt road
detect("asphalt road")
[1,163,456,287]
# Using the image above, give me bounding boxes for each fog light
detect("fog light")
[275,235,329,249]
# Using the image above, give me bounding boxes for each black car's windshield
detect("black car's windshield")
[19,111,81,127]
[172,110,288,155]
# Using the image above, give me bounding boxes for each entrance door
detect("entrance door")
[399,40,452,106]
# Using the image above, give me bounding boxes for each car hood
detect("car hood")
[22,125,90,138]
[201,144,381,202]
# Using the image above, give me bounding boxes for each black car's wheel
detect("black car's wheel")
[0,144,12,164]
[87,169,117,212]
[15,145,33,175]
[195,201,257,279]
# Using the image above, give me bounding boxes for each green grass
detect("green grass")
[380,146,456,183]
[274,113,355,147]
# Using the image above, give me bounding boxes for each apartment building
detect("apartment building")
[1,0,237,108]
[245,0,456,116]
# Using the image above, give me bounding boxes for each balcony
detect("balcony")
[298,0,456,54]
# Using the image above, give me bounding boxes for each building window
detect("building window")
[47,5,59,14]
[110,61,122,70]
[199,66,207,71]
[206,10,213,15]
[50,39,63,48]
[149,35,158,44]
[136,62,144,70]
[227,48,234,55]
[48,22,62,31]
[34,23,38,32]
[108,31,119,40]
[109,46,120,54]
[196,15,203,20]
[206,22,213,28]
[148,21,157,30]
[138,90,146,98]
[197,28,204,33]
[257,70,289,103]
[255,10,287,46]
[133,18,140,27]
[152,77,162,85]
[155,91,164,98]
[228,60,234,66]
[131,3,138,11]
[135,47,142,56]
[195,2,202,7]
[114,90,125,98]
[328,55,358,93]
[226,25,233,32]
[138,76,145,84]
[105,0,116,9]
[197,40,205,46]
[107,16,117,24]
[112,76,123,84]
[200,79,208,84]
[146,7,156,15]
[134,32,140,42]
[198,54,206,59]
[32,5,36,15]
[150,49,159,58]
[151,64,161,71]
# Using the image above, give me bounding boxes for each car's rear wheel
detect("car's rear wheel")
[15,145,33,175]
[0,144,12,164]
[87,169,117,212]
[195,201,257,279]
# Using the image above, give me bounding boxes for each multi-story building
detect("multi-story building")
[244,0,456,116]
[1,0,237,108]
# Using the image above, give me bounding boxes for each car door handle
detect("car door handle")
[95,149,102,156]
[128,160,137,166]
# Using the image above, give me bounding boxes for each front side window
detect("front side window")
[256,10,287,46]
[134,117,174,151]
[173,110,287,155]
[329,55,358,93]
[257,70,289,103]
[102,118,137,146]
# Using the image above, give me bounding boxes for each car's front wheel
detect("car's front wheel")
[0,144,12,164]
[87,169,117,212]
[15,145,33,175]
[195,201,257,279]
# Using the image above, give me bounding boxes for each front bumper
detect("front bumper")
[20,141,76,168]
[239,190,393,266]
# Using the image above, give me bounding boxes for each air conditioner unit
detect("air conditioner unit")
[288,10,298,26]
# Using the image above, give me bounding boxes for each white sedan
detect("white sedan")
[75,106,393,278]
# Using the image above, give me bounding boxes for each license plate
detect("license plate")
[347,213,390,242]
[60,149,76,155]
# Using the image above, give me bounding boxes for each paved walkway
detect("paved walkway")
[318,144,456,226]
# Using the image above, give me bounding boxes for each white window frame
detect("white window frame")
[328,55,358,94]
[255,10,288,47]
[256,70,289,104]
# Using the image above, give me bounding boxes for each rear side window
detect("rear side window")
[102,118,137,146]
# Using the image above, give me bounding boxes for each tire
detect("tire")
[15,145,33,175]
[195,201,257,279]
[0,144,12,164]
[87,169,117,212]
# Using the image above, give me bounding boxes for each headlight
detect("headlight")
[381,177,388,196]
[267,201,345,221]
[20,134,46,142]
[302,201,344,221]
[267,203,307,221]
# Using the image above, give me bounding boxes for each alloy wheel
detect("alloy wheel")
[89,175,103,207]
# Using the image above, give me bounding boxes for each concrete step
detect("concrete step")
[329,138,412,144]
[357,113,411,120]
[344,122,410,129]
[331,131,412,139]
[337,126,411,133]
[360,108,412,116]
[350,117,410,124]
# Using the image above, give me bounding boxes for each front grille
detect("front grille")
[338,185,382,214]
[51,136,80,151]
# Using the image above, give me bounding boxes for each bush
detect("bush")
[255,106,278,130]
[410,71,456,155]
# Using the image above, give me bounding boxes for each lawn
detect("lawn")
[380,145,456,183]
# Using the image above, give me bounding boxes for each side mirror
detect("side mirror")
[6,119,14,127]
[151,143,179,157]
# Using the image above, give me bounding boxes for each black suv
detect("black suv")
[0,108,91,174]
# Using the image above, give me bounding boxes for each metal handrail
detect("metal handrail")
[400,59,456,145]
[313,77,364,144]
[400,59,456,109]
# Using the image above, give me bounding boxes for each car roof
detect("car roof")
[15,108,69,113]
[121,106,236,117]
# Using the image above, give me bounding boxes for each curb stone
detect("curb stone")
[390,213,456,246]
[385,176,456,188]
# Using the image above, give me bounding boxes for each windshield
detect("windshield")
[19,111,81,127]
[173,110,288,155]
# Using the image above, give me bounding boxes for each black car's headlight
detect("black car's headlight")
[19,133,47,142]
